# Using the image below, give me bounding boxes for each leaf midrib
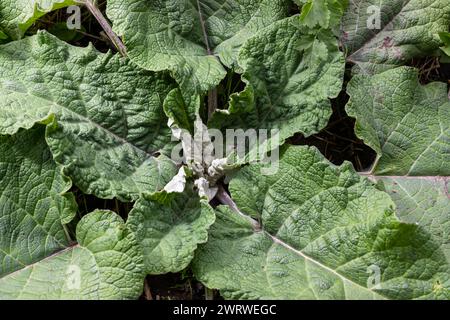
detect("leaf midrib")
[10,89,161,159]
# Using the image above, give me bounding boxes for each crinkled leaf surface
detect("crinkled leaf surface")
[0,0,75,39]
[0,125,77,278]
[346,65,450,279]
[0,31,178,201]
[374,177,450,264]
[346,67,450,176]
[193,146,450,299]
[210,16,345,148]
[127,187,215,274]
[341,0,450,74]
[0,29,8,40]
[106,0,290,92]
[0,210,144,299]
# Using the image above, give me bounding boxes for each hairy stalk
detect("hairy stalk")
[81,0,127,57]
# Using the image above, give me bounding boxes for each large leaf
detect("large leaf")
[373,177,450,264]
[106,0,290,92]
[0,0,75,39]
[193,146,450,299]
[210,16,345,149]
[0,210,145,299]
[0,125,77,278]
[127,186,215,274]
[0,127,143,299]
[0,31,178,201]
[341,0,450,74]
[346,67,450,176]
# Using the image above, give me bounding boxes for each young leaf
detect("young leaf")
[299,0,331,29]
[193,146,450,299]
[346,67,450,176]
[0,0,76,39]
[341,0,450,74]
[106,0,290,93]
[0,210,145,299]
[210,17,345,149]
[0,31,178,201]
[127,186,215,275]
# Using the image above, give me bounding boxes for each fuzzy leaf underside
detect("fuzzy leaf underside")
[341,0,450,74]
[106,0,290,93]
[193,146,450,300]
[0,31,178,201]
[127,187,215,274]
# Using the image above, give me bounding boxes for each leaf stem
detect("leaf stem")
[81,0,127,57]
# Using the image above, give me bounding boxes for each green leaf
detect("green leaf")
[346,67,450,176]
[210,17,345,149]
[299,0,331,29]
[127,186,215,274]
[0,31,178,201]
[106,0,290,93]
[0,125,77,278]
[297,0,348,30]
[0,210,145,300]
[193,146,450,299]
[341,0,450,74]
[374,177,450,264]
[0,0,76,39]
[439,32,450,57]
[48,22,85,42]
[0,29,8,40]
